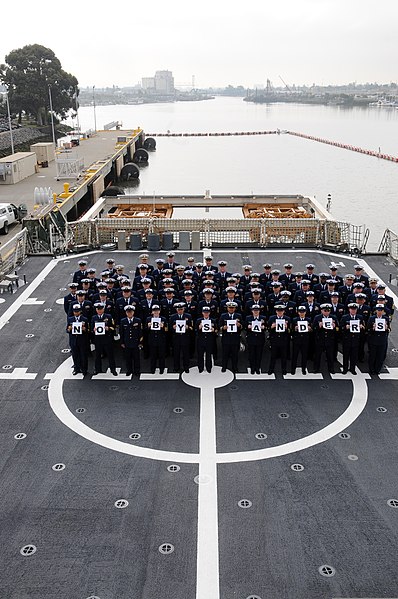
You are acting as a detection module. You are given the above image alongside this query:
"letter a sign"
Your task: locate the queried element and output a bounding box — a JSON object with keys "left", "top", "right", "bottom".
{"left": 251, "top": 319, "right": 262, "bottom": 333}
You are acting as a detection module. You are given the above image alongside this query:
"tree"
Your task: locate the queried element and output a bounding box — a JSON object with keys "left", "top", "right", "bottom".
{"left": 0, "top": 44, "right": 78, "bottom": 125}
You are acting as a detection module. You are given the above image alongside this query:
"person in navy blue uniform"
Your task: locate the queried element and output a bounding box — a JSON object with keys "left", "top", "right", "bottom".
{"left": 279, "top": 263, "right": 296, "bottom": 288}
{"left": 68, "top": 289, "right": 93, "bottom": 321}
{"left": 152, "top": 259, "right": 166, "bottom": 285}
{"left": 214, "top": 260, "right": 231, "bottom": 291}
{"left": 67, "top": 304, "right": 89, "bottom": 375}
{"left": 339, "top": 275, "right": 356, "bottom": 305}
{"left": 115, "top": 286, "right": 139, "bottom": 324}
{"left": 367, "top": 305, "right": 391, "bottom": 374}
{"left": 328, "top": 265, "right": 344, "bottom": 288}
{"left": 355, "top": 293, "right": 371, "bottom": 362}
{"left": 313, "top": 273, "right": 329, "bottom": 301}
{"left": 198, "top": 288, "right": 219, "bottom": 319}
{"left": 244, "top": 289, "right": 267, "bottom": 317}
{"left": 312, "top": 304, "right": 339, "bottom": 374}
{"left": 305, "top": 264, "right": 319, "bottom": 288}
{"left": 104, "top": 258, "right": 117, "bottom": 278}
{"left": 134, "top": 254, "right": 154, "bottom": 277}
{"left": 245, "top": 305, "right": 266, "bottom": 374}
{"left": 353, "top": 265, "right": 369, "bottom": 287}
{"left": 169, "top": 303, "right": 193, "bottom": 373}
{"left": 259, "top": 263, "right": 273, "bottom": 288}
{"left": 196, "top": 306, "right": 217, "bottom": 373}
{"left": 318, "top": 280, "right": 339, "bottom": 305}
{"left": 146, "top": 305, "right": 168, "bottom": 374}
{"left": 219, "top": 301, "right": 242, "bottom": 373}
{"left": 292, "top": 280, "right": 311, "bottom": 305}
{"left": 291, "top": 306, "right": 312, "bottom": 375}
{"left": 204, "top": 255, "right": 218, "bottom": 273}
{"left": 267, "top": 282, "right": 283, "bottom": 314}
{"left": 120, "top": 305, "right": 142, "bottom": 377}
{"left": 303, "top": 291, "right": 321, "bottom": 322}
{"left": 72, "top": 259, "right": 88, "bottom": 285}
{"left": 63, "top": 283, "right": 79, "bottom": 316}
{"left": 133, "top": 266, "right": 155, "bottom": 292}
{"left": 91, "top": 303, "right": 117, "bottom": 375}
{"left": 370, "top": 283, "right": 394, "bottom": 314}
{"left": 340, "top": 303, "right": 365, "bottom": 374}
{"left": 165, "top": 252, "right": 179, "bottom": 271}
{"left": 267, "top": 305, "right": 291, "bottom": 375}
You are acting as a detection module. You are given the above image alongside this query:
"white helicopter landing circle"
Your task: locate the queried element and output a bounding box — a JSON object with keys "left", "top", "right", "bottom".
{"left": 47, "top": 357, "right": 369, "bottom": 464}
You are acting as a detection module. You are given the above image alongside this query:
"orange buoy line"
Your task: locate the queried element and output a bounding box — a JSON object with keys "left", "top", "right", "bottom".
{"left": 145, "top": 130, "right": 398, "bottom": 163}
{"left": 286, "top": 131, "right": 398, "bottom": 163}
{"left": 146, "top": 131, "right": 279, "bottom": 137}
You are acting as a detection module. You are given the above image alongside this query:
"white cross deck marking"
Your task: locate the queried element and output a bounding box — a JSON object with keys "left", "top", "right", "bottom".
{"left": 378, "top": 367, "right": 398, "bottom": 380}
{"left": 46, "top": 357, "right": 379, "bottom": 599}
{"left": 0, "top": 368, "right": 37, "bottom": 380}
{"left": 182, "top": 367, "right": 233, "bottom": 599}
{"left": 22, "top": 298, "right": 45, "bottom": 305}
{"left": 140, "top": 369, "right": 179, "bottom": 380}
{"left": 0, "top": 259, "right": 57, "bottom": 330}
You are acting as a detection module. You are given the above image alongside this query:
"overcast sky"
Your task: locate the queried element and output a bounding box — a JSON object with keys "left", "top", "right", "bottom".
{"left": 1, "top": 0, "right": 397, "bottom": 88}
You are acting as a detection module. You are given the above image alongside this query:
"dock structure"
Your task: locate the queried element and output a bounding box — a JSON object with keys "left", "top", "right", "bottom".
{"left": 0, "top": 128, "right": 144, "bottom": 245}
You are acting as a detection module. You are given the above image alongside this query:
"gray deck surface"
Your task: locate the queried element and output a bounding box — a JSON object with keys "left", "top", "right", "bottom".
{"left": 0, "top": 249, "right": 397, "bottom": 599}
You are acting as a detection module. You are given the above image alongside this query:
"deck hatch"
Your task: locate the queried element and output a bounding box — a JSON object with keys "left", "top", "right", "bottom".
{"left": 238, "top": 499, "right": 252, "bottom": 508}
{"left": 159, "top": 543, "right": 174, "bottom": 554}
{"left": 318, "top": 564, "right": 336, "bottom": 577}
{"left": 20, "top": 545, "right": 36, "bottom": 556}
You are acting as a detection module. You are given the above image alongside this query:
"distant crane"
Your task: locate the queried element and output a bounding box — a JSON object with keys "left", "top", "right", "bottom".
{"left": 279, "top": 75, "right": 292, "bottom": 92}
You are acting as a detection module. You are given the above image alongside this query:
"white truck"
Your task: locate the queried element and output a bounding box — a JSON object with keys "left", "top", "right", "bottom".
{"left": 0, "top": 203, "right": 25, "bottom": 235}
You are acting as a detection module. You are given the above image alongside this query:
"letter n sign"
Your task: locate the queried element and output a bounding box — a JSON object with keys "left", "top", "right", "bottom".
{"left": 276, "top": 319, "right": 285, "bottom": 332}
{"left": 72, "top": 321, "right": 83, "bottom": 335}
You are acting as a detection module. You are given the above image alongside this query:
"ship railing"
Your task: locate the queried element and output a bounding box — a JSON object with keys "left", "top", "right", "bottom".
{"left": 64, "top": 218, "right": 362, "bottom": 252}
{"left": 0, "top": 228, "right": 29, "bottom": 281}
{"left": 378, "top": 228, "right": 398, "bottom": 262}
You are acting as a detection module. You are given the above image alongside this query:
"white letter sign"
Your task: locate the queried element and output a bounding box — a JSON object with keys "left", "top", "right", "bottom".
{"left": 151, "top": 317, "right": 161, "bottom": 330}
{"left": 227, "top": 319, "right": 237, "bottom": 333}
{"left": 251, "top": 320, "right": 262, "bottom": 333}
{"left": 176, "top": 320, "right": 186, "bottom": 334}
{"left": 201, "top": 320, "right": 212, "bottom": 333}
{"left": 375, "top": 318, "right": 386, "bottom": 331}
{"left": 349, "top": 319, "right": 360, "bottom": 333}
{"left": 71, "top": 321, "right": 83, "bottom": 335}
{"left": 276, "top": 319, "right": 286, "bottom": 332}
{"left": 322, "top": 318, "right": 333, "bottom": 330}
{"left": 94, "top": 321, "right": 106, "bottom": 335}
{"left": 298, "top": 320, "right": 309, "bottom": 333}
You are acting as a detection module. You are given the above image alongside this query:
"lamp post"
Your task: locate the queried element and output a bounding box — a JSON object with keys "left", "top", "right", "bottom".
{"left": 92, "top": 85, "right": 97, "bottom": 133}
{"left": 48, "top": 86, "right": 57, "bottom": 149}
{"left": 5, "top": 91, "right": 15, "bottom": 154}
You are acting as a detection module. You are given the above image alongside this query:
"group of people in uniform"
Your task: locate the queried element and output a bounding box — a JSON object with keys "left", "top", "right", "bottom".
{"left": 64, "top": 253, "right": 393, "bottom": 377}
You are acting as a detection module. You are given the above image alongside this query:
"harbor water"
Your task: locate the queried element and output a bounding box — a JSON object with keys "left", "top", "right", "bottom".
{"left": 67, "top": 97, "right": 398, "bottom": 250}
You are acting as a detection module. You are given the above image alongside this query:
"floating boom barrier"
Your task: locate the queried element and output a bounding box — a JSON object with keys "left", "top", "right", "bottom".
{"left": 146, "top": 130, "right": 279, "bottom": 137}
{"left": 287, "top": 130, "right": 398, "bottom": 163}
{"left": 146, "top": 129, "right": 398, "bottom": 163}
